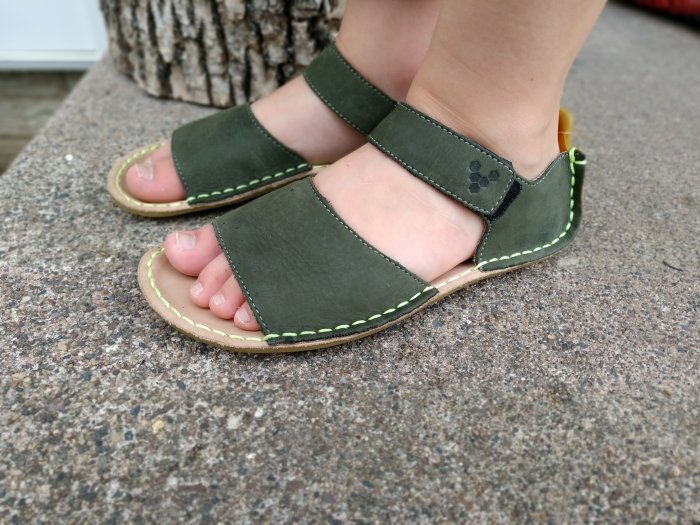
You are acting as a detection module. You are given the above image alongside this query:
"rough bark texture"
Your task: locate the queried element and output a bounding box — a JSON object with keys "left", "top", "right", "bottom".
{"left": 99, "top": 0, "right": 346, "bottom": 107}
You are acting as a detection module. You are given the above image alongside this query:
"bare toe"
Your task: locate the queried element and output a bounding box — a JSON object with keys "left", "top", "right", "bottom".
{"left": 164, "top": 224, "right": 222, "bottom": 277}
{"left": 209, "top": 276, "right": 246, "bottom": 320}
{"left": 234, "top": 302, "right": 261, "bottom": 331}
{"left": 124, "top": 141, "right": 187, "bottom": 203}
{"left": 189, "top": 253, "right": 232, "bottom": 308}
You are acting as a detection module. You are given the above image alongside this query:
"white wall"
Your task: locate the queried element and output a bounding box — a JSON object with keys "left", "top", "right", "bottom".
{"left": 0, "top": 0, "right": 108, "bottom": 70}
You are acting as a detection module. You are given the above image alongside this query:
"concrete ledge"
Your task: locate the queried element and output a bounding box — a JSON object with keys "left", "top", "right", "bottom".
{"left": 0, "top": 3, "right": 698, "bottom": 522}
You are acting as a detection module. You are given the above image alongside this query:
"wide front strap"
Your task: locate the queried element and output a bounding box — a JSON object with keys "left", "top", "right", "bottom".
{"left": 369, "top": 104, "right": 517, "bottom": 216}
{"left": 171, "top": 105, "right": 310, "bottom": 204}
{"left": 304, "top": 44, "right": 396, "bottom": 135}
{"left": 214, "top": 179, "right": 437, "bottom": 346}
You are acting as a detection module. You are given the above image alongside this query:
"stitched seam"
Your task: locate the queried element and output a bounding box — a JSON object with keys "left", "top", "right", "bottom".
{"left": 147, "top": 246, "right": 434, "bottom": 342}
{"left": 476, "top": 148, "right": 581, "bottom": 263}
{"left": 147, "top": 152, "right": 583, "bottom": 342}
{"left": 245, "top": 105, "right": 307, "bottom": 160}
{"left": 147, "top": 247, "right": 265, "bottom": 342}
{"left": 303, "top": 71, "right": 366, "bottom": 134}
{"left": 214, "top": 222, "right": 270, "bottom": 332}
{"left": 369, "top": 104, "right": 516, "bottom": 215}
{"left": 176, "top": 105, "right": 306, "bottom": 204}
{"left": 186, "top": 162, "right": 310, "bottom": 203}
{"left": 329, "top": 45, "right": 394, "bottom": 104}
{"left": 308, "top": 182, "right": 426, "bottom": 286}
{"left": 400, "top": 104, "right": 515, "bottom": 176}
{"left": 516, "top": 152, "right": 568, "bottom": 186}
{"left": 115, "top": 143, "right": 189, "bottom": 208}
{"left": 369, "top": 138, "right": 502, "bottom": 215}
{"left": 171, "top": 134, "right": 194, "bottom": 197}
{"left": 115, "top": 144, "right": 310, "bottom": 206}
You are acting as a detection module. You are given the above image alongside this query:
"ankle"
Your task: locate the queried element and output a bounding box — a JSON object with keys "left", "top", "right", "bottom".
{"left": 406, "top": 84, "right": 562, "bottom": 180}
{"left": 335, "top": 35, "right": 422, "bottom": 102}
{"left": 333, "top": 0, "right": 441, "bottom": 102}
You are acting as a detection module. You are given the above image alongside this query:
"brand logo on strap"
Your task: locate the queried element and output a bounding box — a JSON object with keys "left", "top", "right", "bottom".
{"left": 468, "top": 161, "right": 499, "bottom": 194}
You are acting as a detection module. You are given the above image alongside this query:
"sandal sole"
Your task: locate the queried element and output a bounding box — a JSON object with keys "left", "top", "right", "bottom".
{"left": 107, "top": 143, "right": 323, "bottom": 218}
{"left": 137, "top": 244, "right": 548, "bottom": 353}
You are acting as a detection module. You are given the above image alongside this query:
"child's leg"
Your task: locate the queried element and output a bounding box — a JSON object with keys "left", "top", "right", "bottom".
{"left": 123, "top": 0, "right": 442, "bottom": 203}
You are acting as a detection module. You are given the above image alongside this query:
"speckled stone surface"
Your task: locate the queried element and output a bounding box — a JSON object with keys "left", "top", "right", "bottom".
{"left": 1, "top": 4, "right": 698, "bottom": 523}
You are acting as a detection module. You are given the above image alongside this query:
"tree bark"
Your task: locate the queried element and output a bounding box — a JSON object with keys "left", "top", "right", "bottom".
{"left": 100, "top": 0, "right": 346, "bottom": 107}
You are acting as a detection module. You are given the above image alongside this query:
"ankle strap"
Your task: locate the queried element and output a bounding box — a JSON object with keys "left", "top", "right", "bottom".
{"left": 370, "top": 103, "right": 584, "bottom": 273}
{"left": 369, "top": 103, "right": 519, "bottom": 217}
{"left": 304, "top": 44, "right": 396, "bottom": 136}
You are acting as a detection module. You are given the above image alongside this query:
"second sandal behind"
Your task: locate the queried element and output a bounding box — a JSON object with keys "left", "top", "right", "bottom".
{"left": 138, "top": 105, "right": 586, "bottom": 352}
{"left": 107, "top": 44, "right": 396, "bottom": 217}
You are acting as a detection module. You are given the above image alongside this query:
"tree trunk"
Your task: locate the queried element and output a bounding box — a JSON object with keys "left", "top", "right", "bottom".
{"left": 99, "top": 0, "right": 346, "bottom": 107}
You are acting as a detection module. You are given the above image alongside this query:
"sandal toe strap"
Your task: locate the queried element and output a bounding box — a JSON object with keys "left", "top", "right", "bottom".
{"left": 170, "top": 43, "right": 396, "bottom": 205}
{"left": 172, "top": 105, "right": 310, "bottom": 205}
{"left": 214, "top": 179, "right": 435, "bottom": 346}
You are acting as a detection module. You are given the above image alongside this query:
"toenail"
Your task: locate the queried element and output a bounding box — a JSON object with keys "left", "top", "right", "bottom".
{"left": 212, "top": 292, "right": 225, "bottom": 306}
{"left": 175, "top": 231, "right": 196, "bottom": 250}
{"left": 236, "top": 306, "right": 251, "bottom": 324}
{"left": 136, "top": 157, "right": 154, "bottom": 181}
{"left": 191, "top": 281, "right": 203, "bottom": 296}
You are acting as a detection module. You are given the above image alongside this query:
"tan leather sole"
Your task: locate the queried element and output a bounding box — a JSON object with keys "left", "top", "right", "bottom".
{"left": 138, "top": 245, "right": 535, "bottom": 353}
{"left": 106, "top": 143, "right": 323, "bottom": 218}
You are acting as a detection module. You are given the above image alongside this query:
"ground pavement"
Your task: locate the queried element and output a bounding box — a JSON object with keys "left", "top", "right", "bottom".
{"left": 0, "top": 3, "right": 698, "bottom": 523}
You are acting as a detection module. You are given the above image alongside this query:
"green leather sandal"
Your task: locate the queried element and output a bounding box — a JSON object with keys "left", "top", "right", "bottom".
{"left": 138, "top": 105, "right": 586, "bottom": 352}
{"left": 107, "top": 44, "right": 396, "bottom": 217}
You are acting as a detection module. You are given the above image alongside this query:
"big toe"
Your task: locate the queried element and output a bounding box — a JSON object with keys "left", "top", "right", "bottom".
{"left": 124, "top": 141, "right": 187, "bottom": 203}
{"left": 164, "top": 224, "right": 223, "bottom": 277}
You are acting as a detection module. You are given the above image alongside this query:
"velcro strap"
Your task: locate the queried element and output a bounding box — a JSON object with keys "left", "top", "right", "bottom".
{"left": 369, "top": 104, "right": 516, "bottom": 216}
{"left": 304, "top": 44, "right": 396, "bottom": 136}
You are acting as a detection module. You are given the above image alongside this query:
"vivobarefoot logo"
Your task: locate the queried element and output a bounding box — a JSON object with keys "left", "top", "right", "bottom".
{"left": 468, "top": 160, "right": 499, "bottom": 194}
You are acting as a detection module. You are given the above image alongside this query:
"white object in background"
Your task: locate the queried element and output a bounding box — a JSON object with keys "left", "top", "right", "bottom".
{"left": 0, "top": 0, "right": 108, "bottom": 70}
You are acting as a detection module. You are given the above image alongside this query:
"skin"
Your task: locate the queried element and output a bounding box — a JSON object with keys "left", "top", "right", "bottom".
{"left": 160, "top": 0, "right": 606, "bottom": 331}
{"left": 123, "top": 0, "right": 443, "bottom": 203}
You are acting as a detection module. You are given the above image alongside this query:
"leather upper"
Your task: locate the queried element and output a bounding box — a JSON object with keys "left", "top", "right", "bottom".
{"left": 172, "top": 105, "right": 310, "bottom": 204}
{"left": 214, "top": 180, "right": 436, "bottom": 345}
{"left": 171, "top": 43, "right": 396, "bottom": 204}
{"left": 304, "top": 44, "right": 397, "bottom": 135}
{"left": 370, "top": 104, "right": 585, "bottom": 272}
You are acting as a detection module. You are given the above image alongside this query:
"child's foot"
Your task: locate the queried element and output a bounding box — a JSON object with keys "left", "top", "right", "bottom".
{"left": 123, "top": 0, "right": 444, "bottom": 205}
{"left": 123, "top": 75, "right": 367, "bottom": 203}
{"left": 163, "top": 95, "right": 561, "bottom": 332}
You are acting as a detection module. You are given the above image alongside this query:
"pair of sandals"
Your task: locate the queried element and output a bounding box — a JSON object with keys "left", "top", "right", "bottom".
{"left": 108, "top": 44, "right": 587, "bottom": 353}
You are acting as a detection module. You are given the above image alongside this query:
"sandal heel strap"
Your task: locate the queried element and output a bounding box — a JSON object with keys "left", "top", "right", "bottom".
{"left": 304, "top": 44, "right": 396, "bottom": 136}
{"left": 368, "top": 103, "right": 517, "bottom": 216}
{"left": 370, "top": 103, "right": 585, "bottom": 272}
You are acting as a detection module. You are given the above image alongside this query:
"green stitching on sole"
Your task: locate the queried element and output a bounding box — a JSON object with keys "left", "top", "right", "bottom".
{"left": 185, "top": 163, "right": 310, "bottom": 204}
{"left": 116, "top": 144, "right": 312, "bottom": 209}
{"left": 146, "top": 148, "right": 582, "bottom": 344}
